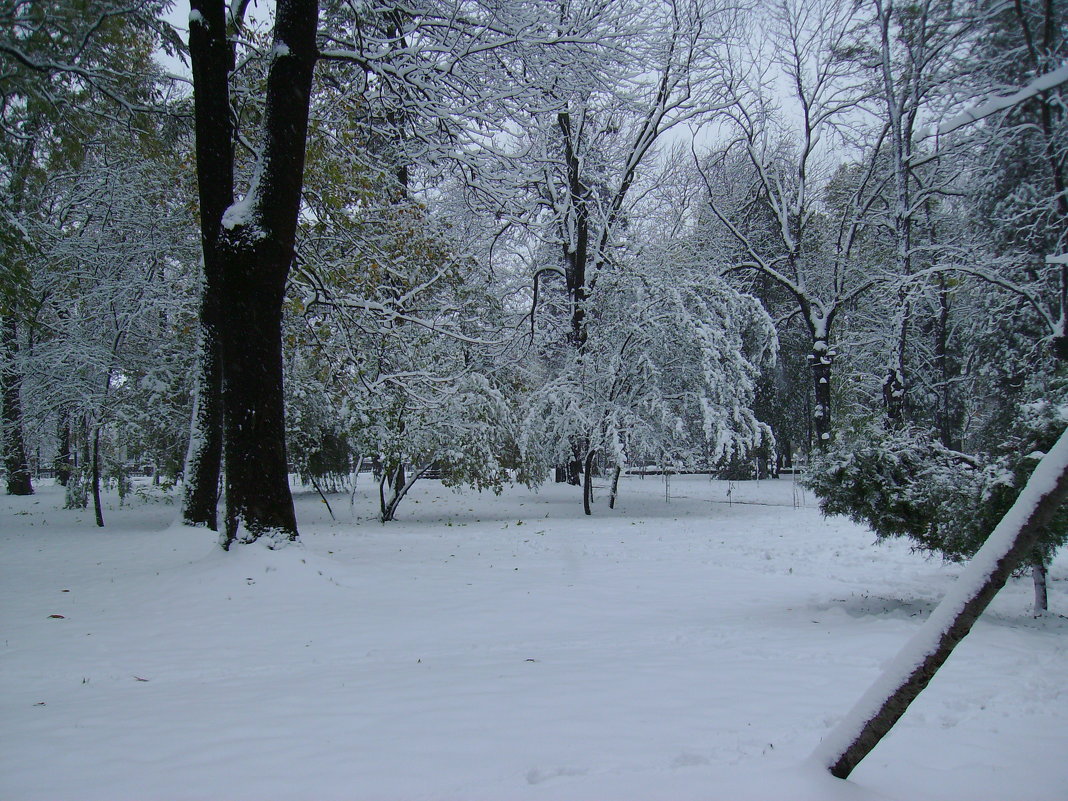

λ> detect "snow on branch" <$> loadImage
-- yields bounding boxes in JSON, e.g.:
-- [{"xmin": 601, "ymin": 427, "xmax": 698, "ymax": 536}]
[{"xmin": 929, "ymin": 63, "xmax": 1068, "ymax": 137}]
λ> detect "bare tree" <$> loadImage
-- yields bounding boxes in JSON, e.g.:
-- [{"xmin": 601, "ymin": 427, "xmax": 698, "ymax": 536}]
[{"xmin": 699, "ymin": 0, "xmax": 880, "ymax": 447}]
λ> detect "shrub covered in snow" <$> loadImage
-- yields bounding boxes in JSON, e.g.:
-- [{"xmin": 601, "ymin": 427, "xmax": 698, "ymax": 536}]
[{"xmin": 804, "ymin": 415, "xmax": 1068, "ymax": 562}]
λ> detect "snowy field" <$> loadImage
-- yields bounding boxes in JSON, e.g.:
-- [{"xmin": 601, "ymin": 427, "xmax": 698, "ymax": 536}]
[{"xmin": 2, "ymin": 474, "xmax": 1065, "ymax": 801}]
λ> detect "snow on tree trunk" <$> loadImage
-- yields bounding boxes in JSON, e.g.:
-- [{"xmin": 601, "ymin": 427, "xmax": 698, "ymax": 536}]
[
  {"xmin": 608, "ymin": 464, "xmax": 622, "ymax": 509},
  {"xmin": 1031, "ymin": 551, "xmax": 1048, "ymax": 616},
  {"xmin": 1, "ymin": 314, "xmax": 33, "ymax": 496},
  {"xmin": 812, "ymin": 426, "xmax": 1068, "ymax": 780},
  {"xmin": 808, "ymin": 340, "xmax": 834, "ymax": 448}
]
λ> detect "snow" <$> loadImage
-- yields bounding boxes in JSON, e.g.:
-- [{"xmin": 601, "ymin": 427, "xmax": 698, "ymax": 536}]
[
  {"xmin": 187, "ymin": 9, "xmax": 204, "ymax": 26},
  {"xmin": 221, "ymin": 160, "xmax": 264, "ymax": 236},
  {"xmin": 810, "ymin": 427, "xmax": 1068, "ymax": 774},
  {"xmin": 933, "ymin": 63, "xmax": 1068, "ymax": 137},
  {"xmin": 2, "ymin": 476, "xmax": 1066, "ymax": 801}
]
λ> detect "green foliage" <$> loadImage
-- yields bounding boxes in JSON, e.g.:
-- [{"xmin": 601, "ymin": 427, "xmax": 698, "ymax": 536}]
[{"xmin": 805, "ymin": 414, "xmax": 1068, "ymax": 562}]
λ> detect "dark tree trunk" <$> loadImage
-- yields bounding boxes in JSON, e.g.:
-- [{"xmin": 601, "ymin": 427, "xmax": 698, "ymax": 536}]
[
  {"xmin": 91, "ymin": 425, "xmax": 103, "ymax": 527},
  {"xmin": 2, "ymin": 314, "xmax": 33, "ymax": 496},
  {"xmin": 220, "ymin": 250, "xmax": 297, "ymax": 546},
  {"xmin": 934, "ymin": 277, "xmax": 957, "ymax": 449},
  {"xmin": 608, "ymin": 464, "xmax": 622, "ymax": 509},
  {"xmin": 882, "ymin": 367, "xmax": 904, "ymax": 423},
  {"xmin": 183, "ymin": 0, "xmax": 234, "ymax": 530},
  {"xmin": 582, "ymin": 451, "xmax": 595, "ymax": 515},
  {"xmin": 558, "ymin": 111, "xmax": 591, "ymax": 351},
  {"xmin": 808, "ymin": 340, "xmax": 834, "ymax": 448},
  {"xmin": 55, "ymin": 416, "xmax": 72, "ymax": 486},
  {"xmin": 189, "ymin": 0, "xmax": 318, "ymax": 549},
  {"xmin": 182, "ymin": 296, "xmax": 224, "ymax": 528},
  {"xmin": 816, "ymin": 429, "xmax": 1068, "ymax": 779},
  {"xmin": 567, "ymin": 457, "xmax": 582, "ymax": 486}
]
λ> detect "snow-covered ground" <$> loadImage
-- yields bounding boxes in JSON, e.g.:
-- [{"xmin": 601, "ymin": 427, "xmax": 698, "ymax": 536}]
[{"xmin": 2, "ymin": 474, "xmax": 1065, "ymax": 800}]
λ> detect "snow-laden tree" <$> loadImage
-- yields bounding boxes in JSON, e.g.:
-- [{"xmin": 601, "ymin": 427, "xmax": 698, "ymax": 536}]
[
  {"xmin": 808, "ymin": 3, "xmax": 1068, "ymax": 779},
  {"xmin": 1, "ymin": 0, "xmax": 183, "ymax": 497},
  {"xmin": 522, "ymin": 227, "xmax": 777, "ymax": 512},
  {"xmin": 24, "ymin": 147, "xmax": 198, "ymax": 525},
  {"xmin": 698, "ymin": 0, "xmax": 890, "ymax": 449},
  {"xmin": 509, "ymin": 0, "xmax": 759, "ymax": 504}
]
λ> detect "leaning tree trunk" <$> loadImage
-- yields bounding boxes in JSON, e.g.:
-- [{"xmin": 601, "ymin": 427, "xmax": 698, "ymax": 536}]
[
  {"xmin": 380, "ymin": 462, "xmax": 429, "ymax": 523},
  {"xmin": 812, "ymin": 426, "xmax": 1068, "ymax": 780},
  {"xmin": 2, "ymin": 314, "xmax": 33, "ymax": 496}
]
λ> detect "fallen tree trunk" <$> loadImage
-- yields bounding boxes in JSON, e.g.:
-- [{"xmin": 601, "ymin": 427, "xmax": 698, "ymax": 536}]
[{"xmin": 812, "ymin": 426, "xmax": 1068, "ymax": 780}]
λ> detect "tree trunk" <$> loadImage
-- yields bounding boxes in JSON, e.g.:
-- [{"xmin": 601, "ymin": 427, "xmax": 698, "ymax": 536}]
[
  {"xmin": 808, "ymin": 340, "xmax": 834, "ymax": 448},
  {"xmin": 608, "ymin": 464, "xmax": 622, "ymax": 509},
  {"xmin": 219, "ymin": 238, "xmax": 299, "ymax": 547},
  {"xmin": 882, "ymin": 367, "xmax": 904, "ymax": 423},
  {"xmin": 189, "ymin": 0, "xmax": 318, "ymax": 549},
  {"xmin": 1031, "ymin": 550, "xmax": 1048, "ymax": 616},
  {"xmin": 55, "ymin": 415, "xmax": 71, "ymax": 486},
  {"xmin": 91, "ymin": 425, "xmax": 104, "ymax": 527},
  {"xmin": 182, "ymin": 294, "xmax": 224, "ymax": 529},
  {"xmin": 934, "ymin": 276, "xmax": 957, "ymax": 449},
  {"xmin": 2, "ymin": 314, "xmax": 33, "ymax": 496},
  {"xmin": 813, "ymin": 427, "xmax": 1068, "ymax": 780},
  {"xmin": 582, "ymin": 450, "xmax": 595, "ymax": 516},
  {"xmin": 567, "ymin": 457, "xmax": 582, "ymax": 486},
  {"xmin": 380, "ymin": 462, "xmax": 428, "ymax": 523},
  {"xmin": 185, "ymin": 0, "xmax": 234, "ymax": 531}
]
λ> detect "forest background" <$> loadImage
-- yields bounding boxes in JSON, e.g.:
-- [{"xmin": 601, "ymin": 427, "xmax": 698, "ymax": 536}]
[{"xmin": 3, "ymin": 0, "xmax": 1068, "ymax": 788}]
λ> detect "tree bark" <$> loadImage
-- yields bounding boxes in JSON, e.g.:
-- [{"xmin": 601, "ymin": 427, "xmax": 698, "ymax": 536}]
[
  {"xmin": 220, "ymin": 252, "xmax": 297, "ymax": 546},
  {"xmin": 582, "ymin": 450, "xmax": 595, "ymax": 516},
  {"xmin": 183, "ymin": 0, "xmax": 234, "ymax": 530},
  {"xmin": 567, "ymin": 457, "xmax": 582, "ymax": 486},
  {"xmin": 882, "ymin": 367, "xmax": 904, "ymax": 423},
  {"xmin": 2, "ymin": 314, "xmax": 33, "ymax": 496},
  {"xmin": 91, "ymin": 424, "xmax": 104, "ymax": 527},
  {"xmin": 182, "ymin": 294, "xmax": 224, "ymax": 528},
  {"xmin": 608, "ymin": 464, "xmax": 622, "ymax": 509},
  {"xmin": 187, "ymin": 0, "xmax": 318, "ymax": 549},
  {"xmin": 55, "ymin": 415, "xmax": 72, "ymax": 486},
  {"xmin": 814, "ymin": 427, "xmax": 1068, "ymax": 780},
  {"xmin": 380, "ymin": 462, "xmax": 429, "ymax": 522},
  {"xmin": 808, "ymin": 340, "xmax": 834, "ymax": 448},
  {"xmin": 1031, "ymin": 550, "xmax": 1048, "ymax": 616}
]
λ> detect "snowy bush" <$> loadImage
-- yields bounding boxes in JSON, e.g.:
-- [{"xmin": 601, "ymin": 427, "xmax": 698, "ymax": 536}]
[{"xmin": 805, "ymin": 419, "xmax": 1067, "ymax": 562}]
